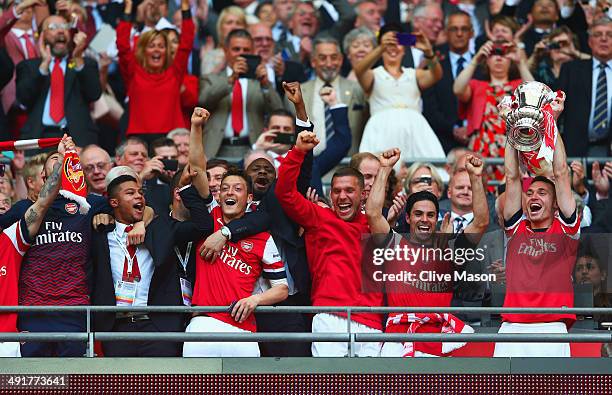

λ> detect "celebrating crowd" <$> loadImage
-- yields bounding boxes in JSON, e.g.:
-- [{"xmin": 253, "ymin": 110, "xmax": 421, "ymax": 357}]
[{"xmin": 0, "ymin": 0, "xmax": 611, "ymax": 358}]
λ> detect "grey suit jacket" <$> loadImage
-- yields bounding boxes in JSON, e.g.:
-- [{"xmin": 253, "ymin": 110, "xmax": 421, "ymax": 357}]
[
  {"xmin": 199, "ymin": 72, "xmax": 283, "ymax": 158},
  {"xmin": 286, "ymin": 77, "xmax": 367, "ymax": 155}
]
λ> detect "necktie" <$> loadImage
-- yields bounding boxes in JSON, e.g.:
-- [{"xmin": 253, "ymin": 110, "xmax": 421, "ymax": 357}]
[
  {"xmin": 50, "ymin": 58, "xmax": 65, "ymax": 123},
  {"xmin": 323, "ymin": 84, "xmax": 334, "ymax": 142},
  {"xmin": 456, "ymin": 57, "xmax": 465, "ymax": 78},
  {"xmin": 121, "ymin": 225, "xmax": 141, "ymax": 282},
  {"xmin": 23, "ymin": 33, "xmax": 37, "ymax": 59},
  {"xmin": 279, "ymin": 26, "xmax": 288, "ymax": 44},
  {"xmin": 592, "ymin": 63, "xmax": 609, "ymax": 141},
  {"xmin": 231, "ymin": 79, "xmax": 244, "ymax": 137},
  {"xmin": 454, "ymin": 217, "xmax": 465, "ymax": 234}
]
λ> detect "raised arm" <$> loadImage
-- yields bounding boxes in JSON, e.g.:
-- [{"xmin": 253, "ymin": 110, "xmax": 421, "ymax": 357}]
[
  {"xmin": 170, "ymin": 0, "xmax": 195, "ymax": 76},
  {"xmin": 503, "ymin": 143, "xmax": 522, "ymax": 221},
  {"xmin": 366, "ymin": 148, "xmax": 400, "ymax": 235},
  {"xmin": 552, "ymin": 135, "xmax": 576, "ymax": 218},
  {"xmin": 414, "ymin": 31, "xmax": 442, "ymax": 90},
  {"xmin": 116, "ymin": 0, "xmax": 136, "ymax": 80},
  {"xmin": 462, "ymin": 155, "xmax": 489, "ymax": 243},
  {"xmin": 353, "ymin": 32, "xmax": 391, "ymax": 95},
  {"xmin": 188, "ymin": 107, "xmax": 211, "ymax": 198},
  {"xmin": 25, "ymin": 135, "xmax": 72, "ymax": 238},
  {"xmin": 454, "ymin": 41, "xmax": 493, "ymax": 102}
]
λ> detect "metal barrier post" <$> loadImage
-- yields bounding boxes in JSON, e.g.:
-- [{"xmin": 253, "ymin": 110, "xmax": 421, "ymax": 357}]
[
  {"xmin": 347, "ymin": 308, "xmax": 355, "ymax": 358},
  {"xmin": 86, "ymin": 306, "xmax": 94, "ymax": 358}
]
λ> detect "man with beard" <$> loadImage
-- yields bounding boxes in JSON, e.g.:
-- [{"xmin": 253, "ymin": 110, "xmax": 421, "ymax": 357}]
[
  {"xmin": 276, "ymin": 129, "xmax": 384, "ymax": 357},
  {"xmin": 16, "ymin": 14, "xmax": 101, "ymax": 147},
  {"xmin": 182, "ymin": 107, "xmax": 288, "ymax": 357},
  {"xmin": 495, "ymin": 130, "xmax": 581, "ymax": 357},
  {"xmin": 292, "ymin": 35, "xmax": 366, "ymax": 155},
  {"xmin": 198, "ymin": 82, "xmax": 313, "ymax": 356},
  {"xmin": 366, "ymin": 148, "xmax": 489, "ymax": 357}
]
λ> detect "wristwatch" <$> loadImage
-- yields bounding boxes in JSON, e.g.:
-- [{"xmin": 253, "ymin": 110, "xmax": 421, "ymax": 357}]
[{"xmin": 220, "ymin": 226, "xmax": 231, "ymax": 240}]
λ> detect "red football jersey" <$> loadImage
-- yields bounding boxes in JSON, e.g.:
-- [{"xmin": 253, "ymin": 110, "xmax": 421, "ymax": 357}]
[
  {"xmin": 0, "ymin": 220, "xmax": 31, "ymax": 332},
  {"xmin": 503, "ymin": 210, "xmax": 581, "ymax": 326},
  {"xmin": 192, "ymin": 205, "xmax": 286, "ymax": 332}
]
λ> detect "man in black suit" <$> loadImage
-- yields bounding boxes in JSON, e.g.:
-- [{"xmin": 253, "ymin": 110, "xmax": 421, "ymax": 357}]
[
  {"xmin": 0, "ymin": 47, "xmax": 13, "ymax": 140},
  {"xmin": 89, "ymin": 165, "xmax": 214, "ymax": 357},
  {"xmin": 16, "ymin": 14, "xmax": 101, "ymax": 148},
  {"xmin": 558, "ymin": 18, "xmax": 612, "ymax": 157},
  {"xmin": 423, "ymin": 11, "xmax": 474, "ymax": 153},
  {"xmin": 443, "ymin": 0, "xmax": 488, "ymax": 39},
  {"xmin": 198, "ymin": 81, "xmax": 314, "ymax": 357}
]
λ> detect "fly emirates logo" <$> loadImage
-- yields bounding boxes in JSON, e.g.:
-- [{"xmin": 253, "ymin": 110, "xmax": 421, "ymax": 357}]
[
  {"xmin": 34, "ymin": 221, "xmax": 83, "ymax": 245},
  {"xmin": 517, "ymin": 238, "xmax": 557, "ymax": 258},
  {"xmin": 219, "ymin": 245, "xmax": 253, "ymax": 275}
]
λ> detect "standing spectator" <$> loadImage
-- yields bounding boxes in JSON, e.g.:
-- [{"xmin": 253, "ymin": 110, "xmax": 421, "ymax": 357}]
[
  {"xmin": 200, "ymin": 6, "xmax": 247, "ymax": 75},
  {"xmin": 423, "ymin": 11, "xmax": 475, "ymax": 153},
  {"xmin": 149, "ymin": 138, "xmax": 179, "ymax": 184},
  {"xmin": 0, "ymin": 47, "xmax": 13, "ymax": 138},
  {"xmin": 200, "ymin": 29, "xmax": 283, "ymax": 159},
  {"xmin": 117, "ymin": 0, "xmax": 194, "ymax": 145},
  {"xmin": 81, "ymin": 144, "xmax": 113, "ymax": 196},
  {"xmin": 167, "ymin": 128, "xmax": 190, "ymax": 168},
  {"xmin": 297, "ymin": 36, "xmax": 366, "ymax": 155},
  {"xmin": 0, "ymin": 135, "xmax": 70, "ymax": 357},
  {"xmin": 276, "ymin": 131, "xmax": 384, "ymax": 357},
  {"xmin": 354, "ymin": 0, "xmax": 382, "ymax": 33},
  {"xmin": 453, "ymin": 40, "xmax": 533, "ymax": 181},
  {"xmin": 0, "ymin": 191, "xmax": 10, "ymax": 214},
  {"xmin": 271, "ymin": 0, "xmax": 300, "ymax": 55},
  {"xmin": 529, "ymin": 26, "xmax": 590, "ymax": 88},
  {"xmin": 557, "ymin": 18, "xmax": 612, "ymax": 157},
  {"xmin": 255, "ymin": 1, "xmax": 277, "ymax": 28},
  {"xmin": 496, "ymin": 128, "xmax": 580, "ymax": 357},
  {"xmin": 0, "ymin": 0, "xmax": 41, "ymax": 138},
  {"xmin": 21, "ymin": 153, "xmax": 46, "ymax": 203},
  {"xmin": 356, "ymin": 26, "xmax": 445, "ymax": 169},
  {"xmin": 515, "ymin": 0, "xmax": 560, "ymax": 56},
  {"xmin": 443, "ymin": 0, "xmax": 489, "ymax": 38},
  {"xmin": 349, "ymin": 152, "xmax": 380, "ymax": 203},
  {"xmin": 16, "ymin": 14, "xmax": 102, "ymax": 147},
  {"xmin": 342, "ymin": 27, "xmax": 376, "ymax": 81},
  {"xmin": 406, "ymin": 1, "xmax": 444, "ymax": 66}
]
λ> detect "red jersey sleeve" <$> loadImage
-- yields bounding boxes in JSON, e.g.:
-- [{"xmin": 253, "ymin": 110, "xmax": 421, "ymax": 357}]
[
  {"xmin": 3, "ymin": 219, "xmax": 31, "ymax": 256},
  {"xmin": 557, "ymin": 210, "xmax": 581, "ymax": 239},
  {"xmin": 171, "ymin": 17, "xmax": 195, "ymax": 79},
  {"xmin": 261, "ymin": 235, "xmax": 287, "ymax": 285}
]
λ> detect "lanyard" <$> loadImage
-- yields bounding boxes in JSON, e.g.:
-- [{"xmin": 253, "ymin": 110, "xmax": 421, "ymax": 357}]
[
  {"xmin": 174, "ymin": 242, "xmax": 192, "ymax": 274},
  {"xmin": 113, "ymin": 229, "xmax": 137, "ymax": 276}
]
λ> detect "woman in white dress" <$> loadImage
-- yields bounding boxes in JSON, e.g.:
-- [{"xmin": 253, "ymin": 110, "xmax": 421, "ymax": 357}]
[{"xmin": 354, "ymin": 24, "xmax": 446, "ymax": 167}]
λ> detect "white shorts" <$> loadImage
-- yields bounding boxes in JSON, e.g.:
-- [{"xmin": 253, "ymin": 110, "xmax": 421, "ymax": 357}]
[
  {"xmin": 0, "ymin": 342, "xmax": 21, "ymax": 357},
  {"xmin": 311, "ymin": 313, "xmax": 381, "ymax": 357},
  {"xmin": 379, "ymin": 342, "xmax": 437, "ymax": 358},
  {"xmin": 183, "ymin": 316, "xmax": 260, "ymax": 357},
  {"xmin": 493, "ymin": 322, "xmax": 570, "ymax": 357}
]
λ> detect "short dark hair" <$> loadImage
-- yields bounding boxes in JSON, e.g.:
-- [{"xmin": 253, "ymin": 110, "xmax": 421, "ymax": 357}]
[
  {"xmin": 265, "ymin": 109, "xmax": 295, "ymax": 128},
  {"xmin": 149, "ymin": 138, "xmax": 177, "ymax": 157},
  {"xmin": 331, "ymin": 166, "xmax": 365, "ymax": 190},
  {"xmin": 171, "ymin": 168, "xmax": 184, "ymax": 193},
  {"xmin": 221, "ymin": 168, "xmax": 253, "ymax": 194},
  {"xmin": 406, "ymin": 191, "xmax": 439, "ymax": 217},
  {"xmin": 207, "ymin": 159, "xmax": 232, "ymax": 172},
  {"xmin": 225, "ymin": 28, "xmax": 252, "ymax": 47},
  {"xmin": 530, "ymin": 175, "xmax": 556, "ymax": 192},
  {"xmin": 349, "ymin": 152, "xmax": 379, "ymax": 170},
  {"xmin": 378, "ymin": 23, "xmax": 405, "ymax": 44},
  {"xmin": 108, "ymin": 175, "xmax": 138, "ymax": 198},
  {"xmin": 489, "ymin": 14, "xmax": 519, "ymax": 34}
]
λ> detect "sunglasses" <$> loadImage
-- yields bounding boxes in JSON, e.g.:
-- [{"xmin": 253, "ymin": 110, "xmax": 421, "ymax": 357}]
[{"xmin": 410, "ymin": 176, "xmax": 433, "ymax": 185}]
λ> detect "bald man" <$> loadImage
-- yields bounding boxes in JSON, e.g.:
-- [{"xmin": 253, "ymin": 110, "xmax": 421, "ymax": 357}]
[{"xmin": 81, "ymin": 145, "xmax": 113, "ymax": 195}]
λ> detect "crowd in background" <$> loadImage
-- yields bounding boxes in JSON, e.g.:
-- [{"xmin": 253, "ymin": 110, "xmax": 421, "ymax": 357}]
[{"xmin": 0, "ymin": 0, "xmax": 611, "ymax": 358}]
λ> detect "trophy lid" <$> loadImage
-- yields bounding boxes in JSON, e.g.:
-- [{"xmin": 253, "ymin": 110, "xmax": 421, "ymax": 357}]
[{"xmin": 514, "ymin": 81, "xmax": 554, "ymax": 109}]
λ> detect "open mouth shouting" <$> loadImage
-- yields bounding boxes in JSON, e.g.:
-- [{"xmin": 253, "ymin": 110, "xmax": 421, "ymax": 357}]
[
  {"xmin": 254, "ymin": 176, "xmax": 270, "ymax": 190},
  {"xmin": 337, "ymin": 202, "xmax": 352, "ymax": 216},
  {"xmin": 528, "ymin": 201, "xmax": 542, "ymax": 216},
  {"xmin": 415, "ymin": 222, "xmax": 432, "ymax": 233},
  {"xmin": 224, "ymin": 198, "xmax": 237, "ymax": 206}
]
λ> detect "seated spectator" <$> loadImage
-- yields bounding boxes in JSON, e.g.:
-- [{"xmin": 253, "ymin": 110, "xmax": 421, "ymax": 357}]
[
  {"xmin": 342, "ymin": 27, "xmax": 376, "ymax": 82},
  {"xmin": 200, "ymin": 29, "xmax": 283, "ymax": 159},
  {"xmin": 200, "ymin": 6, "xmax": 247, "ymax": 75},
  {"xmin": 117, "ymin": 0, "xmax": 194, "ymax": 145},
  {"xmin": 528, "ymin": 26, "xmax": 590, "ymax": 87},
  {"xmin": 81, "ymin": 144, "xmax": 113, "ymax": 196},
  {"xmin": 16, "ymin": 14, "xmax": 102, "ymax": 147},
  {"xmin": 167, "ymin": 128, "xmax": 190, "ymax": 168},
  {"xmin": 453, "ymin": 39, "xmax": 533, "ymax": 181},
  {"xmin": 356, "ymin": 25, "xmax": 445, "ymax": 169}
]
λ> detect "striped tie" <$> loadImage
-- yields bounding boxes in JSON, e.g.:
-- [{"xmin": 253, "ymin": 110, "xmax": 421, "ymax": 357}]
[
  {"xmin": 592, "ymin": 63, "xmax": 609, "ymax": 141},
  {"xmin": 324, "ymin": 102, "xmax": 334, "ymax": 142}
]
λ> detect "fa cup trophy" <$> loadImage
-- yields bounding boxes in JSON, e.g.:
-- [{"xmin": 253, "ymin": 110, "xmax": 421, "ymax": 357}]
[{"xmin": 498, "ymin": 81, "xmax": 565, "ymax": 176}]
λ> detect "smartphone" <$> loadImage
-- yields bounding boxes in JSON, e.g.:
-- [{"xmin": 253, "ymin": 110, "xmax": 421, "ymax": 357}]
[
  {"xmin": 273, "ymin": 133, "xmax": 297, "ymax": 145},
  {"xmin": 241, "ymin": 54, "xmax": 261, "ymax": 79},
  {"xmin": 396, "ymin": 33, "xmax": 417, "ymax": 47},
  {"xmin": 161, "ymin": 158, "xmax": 179, "ymax": 172}
]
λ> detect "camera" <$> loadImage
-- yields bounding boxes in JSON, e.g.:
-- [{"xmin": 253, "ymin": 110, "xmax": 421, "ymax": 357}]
[
  {"xmin": 491, "ymin": 45, "xmax": 507, "ymax": 56},
  {"xmin": 547, "ymin": 42, "xmax": 561, "ymax": 50}
]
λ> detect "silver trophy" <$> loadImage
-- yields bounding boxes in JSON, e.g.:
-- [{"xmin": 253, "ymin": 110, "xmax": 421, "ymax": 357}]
[{"xmin": 499, "ymin": 81, "xmax": 557, "ymax": 152}]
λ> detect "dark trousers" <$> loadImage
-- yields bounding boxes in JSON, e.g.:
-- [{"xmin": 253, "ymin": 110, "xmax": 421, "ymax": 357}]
[
  {"xmin": 19, "ymin": 312, "xmax": 87, "ymax": 357},
  {"xmin": 102, "ymin": 319, "xmax": 181, "ymax": 357},
  {"xmin": 255, "ymin": 293, "xmax": 312, "ymax": 357}
]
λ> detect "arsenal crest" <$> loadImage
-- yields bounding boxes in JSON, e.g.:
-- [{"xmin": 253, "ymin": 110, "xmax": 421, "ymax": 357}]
[
  {"xmin": 63, "ymin": 154, "xmax": 86, "ymax": 192},
  {"xmin": 241, "ymin": 241, "xmax": 253, "ymax": 252},
  {"xmin": 65, "ymin": 202, "xmax": 79, "ymax": 214}
]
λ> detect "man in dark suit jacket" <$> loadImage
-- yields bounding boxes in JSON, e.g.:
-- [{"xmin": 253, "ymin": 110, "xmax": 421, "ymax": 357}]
[
  {"xmin": 16, "ymin": 14, "xmax": 101, "ymax": 148},
  {"xmin": 0, "ymin": 47, "xmax": 14, "ymax": 139},
  {"xmin": 89, "ymin": 166, "xmax": 214, "ymax": 357},
  {"xmin": 423, "ymin": 11, "xmax": 474, "ymax": 153},
  {"xmin": 557, "ymin": 19, "xmax": 612, "ymax": 157}
]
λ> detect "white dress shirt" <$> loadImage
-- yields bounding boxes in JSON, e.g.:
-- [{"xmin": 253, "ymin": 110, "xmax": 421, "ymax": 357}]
[
  {"xmin": 224, "ymin": 67, "xmax": 250, "ymax": 138},
  {"xmin": 450, "ymin": 211, "xmax": 474, "ymax": 233},
  {"xmin": 108, "ymin": 222, "xmax": 155, "ymax": 306},
  {"xmin": 589, "ymin": 58, "xmax": 612, "ymax": 141},
  {"xmin": 448, "ymin": 51, "xmax": 473, "ymax": 80},
  {"xmin": 10, "ymin": 28, "xmax": 35, "ymax": 59}
]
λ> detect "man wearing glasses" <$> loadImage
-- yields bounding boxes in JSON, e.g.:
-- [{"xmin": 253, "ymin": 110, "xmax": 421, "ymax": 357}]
[
  {"xmin": 81, "ymin": 145, "xmax": 113, "ymax": 196},
  {"xmin": 16, "ymin": 14, "xmax": 101, "ymax": 148}
]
